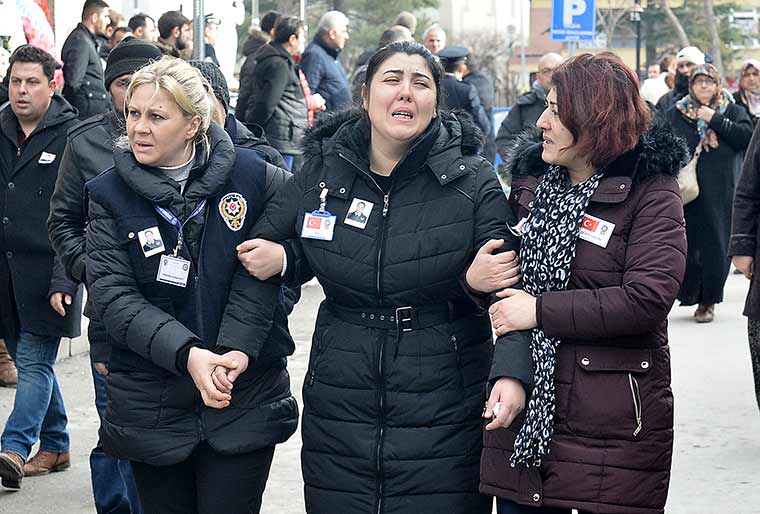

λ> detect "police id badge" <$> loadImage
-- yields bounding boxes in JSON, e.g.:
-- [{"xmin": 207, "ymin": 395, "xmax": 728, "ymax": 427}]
[
  {"xmin": 156, "ymin": 255, "xmax": 191, "ymax": 287},
  {"xmin": 301, "ymin": 210, "xmax": 336, "ymax": 241}
]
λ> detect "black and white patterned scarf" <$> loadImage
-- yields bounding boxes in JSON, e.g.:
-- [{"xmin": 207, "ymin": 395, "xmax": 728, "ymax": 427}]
[{"xmin": 510, "ymin": 164, "xmax": 604, "ymax": 467}]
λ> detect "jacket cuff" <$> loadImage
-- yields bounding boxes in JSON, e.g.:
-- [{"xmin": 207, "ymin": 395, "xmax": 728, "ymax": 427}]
[
  {"xmin": 48, "ymin": 274, "xmax": 79, "ymax": 298},
  {"xmin": 728, "ymin": 235, "xmax": 756, "ymax": 257},
  {"xmin": 535, "ymin": 294, "xmax": 544, "ymax": 329},
  {"xmin": 89, "ymin": 339, "xmax": 111, "ymax": 363},
  {"xmin": 489, "ymin": 331, "xmax": 534, "ymax": 392},
  {"xmin": 459, "ymin": 273, "xmax": 490, "ymax": 311},
  {"xmin": 175, "ymin": 342, "xmax": 201, "ymax": 374}
]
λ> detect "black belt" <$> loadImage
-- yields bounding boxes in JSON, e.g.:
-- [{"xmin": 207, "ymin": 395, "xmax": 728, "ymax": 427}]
[{"xmin": 326, "ymin": 300, "xmax": 476, "ymax": 332}]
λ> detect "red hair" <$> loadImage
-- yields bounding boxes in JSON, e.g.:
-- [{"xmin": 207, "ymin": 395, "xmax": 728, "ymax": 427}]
[{"xmin": 551, "ymin": 52, "xmax": 651, "ymax": 169}]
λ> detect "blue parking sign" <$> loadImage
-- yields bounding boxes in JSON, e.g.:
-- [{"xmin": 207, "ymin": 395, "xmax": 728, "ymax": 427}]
[{"xmin": 551, "ymin": 0, "xmax": 596, "ymax": 41}]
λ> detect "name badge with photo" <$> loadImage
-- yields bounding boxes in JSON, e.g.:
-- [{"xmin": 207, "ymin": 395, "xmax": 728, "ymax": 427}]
[
  {"xmin": 301, "ymin": 211, "xmax": 336, "ymax": 241},
  {"xmin": 156, "ymin": 255, "xmax": 191, "ymax": 288},
  {"xmin": 578, "ymin": 214, "xmax": 615, "ymax": 248},
  {"xmin": 38, "ymin": 151, "xmax": 56, "ymax": 164},
  {"xmin": 138, "ymin": 226, "xmax": 165, "ymax": 257},
  {"xmin": 344, "ymin": 198, "xmax": 374, "ymax": 230}
]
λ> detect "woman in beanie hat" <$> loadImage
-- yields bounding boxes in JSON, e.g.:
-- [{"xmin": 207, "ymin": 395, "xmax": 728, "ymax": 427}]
[{"xmin": 665, "ymin": 63, "xmax": 753, "ymax": 322}]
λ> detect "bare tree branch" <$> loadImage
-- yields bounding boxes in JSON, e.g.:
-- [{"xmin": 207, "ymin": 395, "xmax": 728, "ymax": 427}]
[
  {"xmin": 703, "ymin": 0, "xmax": 723, "ymax": 73},
  {"xmin": 660, "ymin": 0, "xmax": 691, "ymax": 48}
]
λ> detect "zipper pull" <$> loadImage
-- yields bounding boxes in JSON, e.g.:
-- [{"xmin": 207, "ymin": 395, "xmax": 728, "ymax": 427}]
[
  {"xmin": 382, "ymin": 193, "xmax": 389, "ymax": 217},
  {"xmin": 633, "ymin": 421, "xmax": 642, "ymax": 437},
  {"xmin": 16, "ymin": 147, "xmax": 21, "ymax": 158}
]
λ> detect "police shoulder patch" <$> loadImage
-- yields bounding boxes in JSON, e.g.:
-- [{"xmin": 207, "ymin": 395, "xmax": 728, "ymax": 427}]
[{"xmin": 218, "ymin": 192, "xmax": 248, "ymax": 232}]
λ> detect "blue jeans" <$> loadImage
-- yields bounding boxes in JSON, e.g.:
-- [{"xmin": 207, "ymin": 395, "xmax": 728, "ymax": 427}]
[
  {"xmin": 1, "ymin": 331, "xmax": 69, "ymax": 461},
  {"xmin": 496, "ymin": 499, "xmax": 573, "ymax": 514},
  {"xmin": 90, "ymin": 356, "xmax": 143, "ymax": 514}
]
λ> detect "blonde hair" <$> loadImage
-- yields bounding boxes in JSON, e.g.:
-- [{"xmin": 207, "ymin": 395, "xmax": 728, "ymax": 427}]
[{"xmin": 120, "ymin": 56, "xmax": 216, "ymax": 153}]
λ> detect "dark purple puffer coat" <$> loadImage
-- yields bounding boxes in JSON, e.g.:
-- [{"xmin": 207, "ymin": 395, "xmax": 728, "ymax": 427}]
[{"xmin": 480, "ymin": 122, "xmax": 689, "ymax": 514}]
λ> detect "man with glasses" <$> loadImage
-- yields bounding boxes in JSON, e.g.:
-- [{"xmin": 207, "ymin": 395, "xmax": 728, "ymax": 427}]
[{"xmin": 495, "ymin": 52, "xmax": 563, "ymax": 161}]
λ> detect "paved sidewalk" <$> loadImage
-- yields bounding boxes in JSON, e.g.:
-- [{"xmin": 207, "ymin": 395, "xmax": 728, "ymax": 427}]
[{"xmin": 1, "ymin": 276, "xmax": 759, "ymax": 513}]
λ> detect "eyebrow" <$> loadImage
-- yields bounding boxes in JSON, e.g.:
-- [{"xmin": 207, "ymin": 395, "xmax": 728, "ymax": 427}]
[{"xmin": 382, "ymin": 69, "xmax": 432, "ymax": 80}]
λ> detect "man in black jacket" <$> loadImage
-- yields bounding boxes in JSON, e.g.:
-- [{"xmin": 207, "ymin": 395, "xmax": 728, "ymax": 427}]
[
  {"xmin": 495, "ymin": 51, "xmax": 562, "ymax": 161},
  {"xmin": 0, "ymin": 45, "xmax": 82, "ymax": 491},
  {"xmin": 247, "ymin": 16, "xmax": 309, "ymax": 171},
  {"xmin": 61, "ymin": 0, "xmax": 112, "ymax": 120},
  {"xmin": 300, "ymin": 10, "xmax": 351, "ymax": 113},
  {"xmin": 48, "ymin": 37, "xmax": 162, "ymax": 512},
  {"xmin": 236, "ymin": 10, "xmax": 281, "ymax": 124}
]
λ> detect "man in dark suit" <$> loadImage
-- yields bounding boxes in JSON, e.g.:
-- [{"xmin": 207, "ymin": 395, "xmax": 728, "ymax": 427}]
[
  {"xmin": 463, "ymin": 54, "xmax": 496, "ymax": 162},
  {"xmin": 438, "ymin": 46, "xmax": 491, "ymax": 143}
]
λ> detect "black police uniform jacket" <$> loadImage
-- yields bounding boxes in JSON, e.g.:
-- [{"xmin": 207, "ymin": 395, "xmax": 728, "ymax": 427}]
[
  {"xmin": 220, "ymin": 110, "xmax": 530, "ymax": 514},
  {"xmin": 0, "ymin": 95, "xmax": 82, "ymax": 339},
  {"xmin": 442, "ymin": 74, "xmax": 491, "ymax": 139},
  {"xmin": 85, "ymin": 124, "xmax": 298, "ymax": 466}
]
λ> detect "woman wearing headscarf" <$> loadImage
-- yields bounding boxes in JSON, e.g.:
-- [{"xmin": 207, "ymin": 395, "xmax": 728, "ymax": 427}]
[
  {"xmin": 479, "ymin": 52, "xmax": 688, "ymax": 514},
  {"xmin": 665, "ymin": 64, "xmax": 753, "ymax": 323},
  {"xmin": 85, "ymin": 57, "xmax": 297, "ymax": 513},
  {"xmin": 734, "ymin": 59, "xmax": 760, "ymax": 127}
]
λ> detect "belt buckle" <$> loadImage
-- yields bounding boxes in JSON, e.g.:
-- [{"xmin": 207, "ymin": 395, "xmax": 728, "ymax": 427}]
[{"xmin": 395, "ymin": 306, "xmax": 413, "ymax": 332}]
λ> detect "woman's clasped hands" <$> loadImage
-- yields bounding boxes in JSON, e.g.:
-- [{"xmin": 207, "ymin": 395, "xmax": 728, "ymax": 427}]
[{"xmin": 187, "ymin": 347, "xmax": 250, "ymax": 409}]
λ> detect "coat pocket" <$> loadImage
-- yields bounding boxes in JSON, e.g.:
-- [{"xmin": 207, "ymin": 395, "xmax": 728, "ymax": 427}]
[
  {"xmin": 105, "ymin": 370, "xmax": 167, "ymax": 429},
  {"xmin": 565, "ymin": 346, "xmax": 653, "ymax": 440}
]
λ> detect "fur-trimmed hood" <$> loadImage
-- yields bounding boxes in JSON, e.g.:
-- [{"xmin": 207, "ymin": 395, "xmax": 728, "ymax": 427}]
[
  {"xmin": 504, "ymin": 117, "xmax": 689, "ymax": 183},
  {"xmin": 302, "ymin": 108, "xmax": 484, "ymax": 164}
]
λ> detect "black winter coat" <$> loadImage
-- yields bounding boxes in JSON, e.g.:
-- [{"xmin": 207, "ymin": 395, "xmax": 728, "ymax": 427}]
[
  {"xmin": 442, "ymin": 75, "xmax": 490, "ymax": 139},
  {"xmin": 221, "ymin": 110, "xmax": 529, "ymax": 514},
  {"xmin": 0, "ymin": 95, "xmax": 82, "ymax": 339},
  {"xmin": 236, "ymin": 33, "xmax": 269, "ymax": 123},
  {"xmin": 495, "ymin": 84, "xmax": 546, "ymax": 161},
  {"xmin": 730, "ymin": 122, "xmax": 760, "ymax": 319},
  {"xmin": 463, "ymin": 70, "xmax": 496, "ymax": 162},
  {"xmin": 225, "ymin": 113, "xmax": 288, "ymax": 169},
  {"xmin": 247, "ymin": 43, "xmax": 308, "ymax": 156},
  {"xmin": 85, "ymin": 125, "xmax": 298, "ymax": 466},
  {"xmin": 61, "ymin": 23, "xmax": 110, "ymax": 120},
  {"xmin": 665, "ymin": 103, "xmax": 753, "ymax": 305}
]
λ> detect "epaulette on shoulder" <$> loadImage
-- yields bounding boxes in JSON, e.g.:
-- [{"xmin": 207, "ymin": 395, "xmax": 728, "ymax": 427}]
[{"xmin": 66, "ymin": 113, "xmax": 108, "ymax": 140}]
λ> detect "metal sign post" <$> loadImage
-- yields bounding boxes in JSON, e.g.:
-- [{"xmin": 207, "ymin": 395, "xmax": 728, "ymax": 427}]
[{"xmin": 193, "ymin": 0, "xmax": 205, "ymax": 61}]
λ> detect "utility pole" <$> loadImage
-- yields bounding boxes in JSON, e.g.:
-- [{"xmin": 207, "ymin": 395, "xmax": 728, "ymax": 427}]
[{"xmin": 192, "ymin": 0, "xmax": 205, "ymax": 60}]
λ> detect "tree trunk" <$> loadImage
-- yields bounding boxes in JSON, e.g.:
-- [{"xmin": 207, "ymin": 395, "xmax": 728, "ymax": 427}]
[
  {"xmin": 660, "ymin": 0, "xmax": 690, "ymax": 48},
  {"xmin": 703, "ymin": 0, "xmax": 723, "ymax": 73}
]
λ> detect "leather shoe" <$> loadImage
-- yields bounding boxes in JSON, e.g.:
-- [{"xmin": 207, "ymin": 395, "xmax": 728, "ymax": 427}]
[
  {"xmin": 0, "ymin": 451, "xmax": 24, "ymax": 490},
  {"xmin": 694, "ymin": 304, "xmax": 715, "ymax": 323},
  {"xmin": 23, "ymin": 450, "xmax": 70, "ymax": 477}
]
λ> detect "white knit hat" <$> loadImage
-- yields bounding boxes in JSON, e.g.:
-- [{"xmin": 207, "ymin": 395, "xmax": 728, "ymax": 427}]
[{"xmin": 676, "ymin": 46, "xmax": 705, "ymax": 66}]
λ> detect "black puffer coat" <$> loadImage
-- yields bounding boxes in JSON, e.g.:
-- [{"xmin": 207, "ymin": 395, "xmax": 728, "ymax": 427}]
[
  {"xmin": 221, "ymin": 110, "xmax": 529, "ymax": 514},
  {"xmin": 86, "ymin": 125, "xmax": 298, "ymax": 466}
]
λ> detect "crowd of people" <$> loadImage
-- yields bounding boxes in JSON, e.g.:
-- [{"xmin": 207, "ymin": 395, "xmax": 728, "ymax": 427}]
[{"xmin": 0, "ymin": 1, "xmax": 759, "ymax": 514}]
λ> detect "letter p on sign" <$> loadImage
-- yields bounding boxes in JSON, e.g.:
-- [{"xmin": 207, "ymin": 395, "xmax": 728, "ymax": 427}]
[{"xmin": 563, "ymin": 0, "xmax": 587, "ymax": 28}]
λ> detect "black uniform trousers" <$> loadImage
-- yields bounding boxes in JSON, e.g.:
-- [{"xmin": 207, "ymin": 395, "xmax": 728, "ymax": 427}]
[{"xmin": 130, "ymin": 442, "xmax": 275, "ymax": 514}]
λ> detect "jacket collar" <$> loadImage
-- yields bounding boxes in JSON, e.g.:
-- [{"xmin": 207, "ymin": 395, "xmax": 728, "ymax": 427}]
[
  {"xmin": 259, "ymin": 42, "xmax": 296, "ymax": 64},
  {"xmin": 77, "ymin": 22, "xmax": 98, "ymax": 46},
  {"xmin": 0, "ymin": 95, "xmax": 78, "ymax": 175},
  {"xmin": 312, "ymin": 35, "xmax": 341, "ymax": 59},
  {"xmin": 113, "ymin": 123, "xmax": 236, "ymax": 216},
  {"xmin": 303, "ymin": 109, "xmax": 485, "ymax": 191},
  {"xmin": 506, "ymin": 119, "xmax": 689, "ymax": 203}
]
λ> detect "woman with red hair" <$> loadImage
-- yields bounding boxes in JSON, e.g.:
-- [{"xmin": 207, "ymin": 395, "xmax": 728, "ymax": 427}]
[{"xmin": 478, "ymin": 53, "xmax": 688, "ymax": 513}]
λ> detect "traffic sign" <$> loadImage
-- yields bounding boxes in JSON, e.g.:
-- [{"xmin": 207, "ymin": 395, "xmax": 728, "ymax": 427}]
[{"xmin": 551, "ymin": 0, "xmax": 596, "ymax": 41}]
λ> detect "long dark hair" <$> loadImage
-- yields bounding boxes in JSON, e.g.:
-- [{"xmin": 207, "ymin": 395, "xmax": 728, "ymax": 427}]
[{"xmin": 362, "ymin": 41, "xmax": 444, "ymax": 114}]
